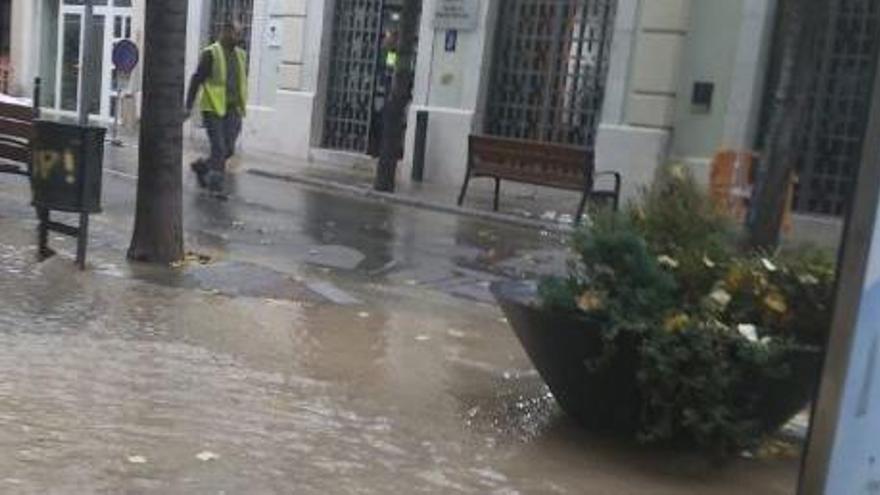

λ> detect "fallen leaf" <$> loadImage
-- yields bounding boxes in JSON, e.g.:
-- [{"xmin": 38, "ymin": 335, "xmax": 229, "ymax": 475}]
[
  {"xmin": 577, "ymin": 290, "xmax": 606, "ymax": 312},
  {"xmin": 737, "ymin": 324, "xmax": 759, "ymax": 343},
  {"xmin": 657, "ymin": 255, "xmax": 680, "ymax": 269},
  {"xmin": 196, "ymin": 451, "xmax": 220, "ymax": 462},
  {"xmin": 764, "ymin": 292, "xmax": 788, "ymax": 314},
  {"xmin": 760, "ymin": 258, "xmax": 778, "ymax": 272}
]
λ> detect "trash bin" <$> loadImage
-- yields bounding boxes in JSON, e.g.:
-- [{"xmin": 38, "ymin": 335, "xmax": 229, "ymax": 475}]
[{"xmin": 30, "ymin": 119, "xmax": 106, "ymax": 213}]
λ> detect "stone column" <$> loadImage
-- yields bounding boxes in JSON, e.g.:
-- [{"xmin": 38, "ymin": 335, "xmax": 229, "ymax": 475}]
[
  {"xmin": 721, "ymin": 0, "xmax": 778, "ymax": 151},
  {"xmin": 596, "ymin": 0, "xmax": 692, "ymax": 200},
  {"xmin": 400, "ymin": 0, "xmax": 497, "ymax": 187},
  {"xmin": 9, "ymin": 0, "xmax": 39, "ymax": 96},
  {"xmin": 241, "ymin": 0, "xmax": 322, "ymax": 160}
]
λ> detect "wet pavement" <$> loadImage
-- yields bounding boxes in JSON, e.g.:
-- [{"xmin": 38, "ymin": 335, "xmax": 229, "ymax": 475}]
[{"xmin": 0, "ymin": 147, "xmax": 802, "ymax": 494}]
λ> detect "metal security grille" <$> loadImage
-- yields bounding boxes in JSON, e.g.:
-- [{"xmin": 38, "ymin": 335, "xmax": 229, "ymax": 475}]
[
  {"xmin": 485, "ymin": 0, "xmax": 617, "ymax": 147},
  {"xmin": 209, "ymin": 0, "xmax": 254, "ymax": 53},
  {"xmin": 322, "ymin": 0, "xmax": 385, "ymax": 152},
  {"xmin": 790, "ymin": 0, "xmax": 880, "ymax": 215}
]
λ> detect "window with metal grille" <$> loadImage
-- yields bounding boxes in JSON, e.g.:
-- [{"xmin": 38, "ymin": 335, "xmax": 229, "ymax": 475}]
[
  {"xmin": 760, "ymin": 0, "xmax": 880, "ymax": 216},
  {"xmin": 208, "ymin": 0, "xmax": 254, "ymax": 54},
  {"xmin": 322, "ymin": 0, "xmax": 385, "ymax": 153},
  {"xmin": 484, "ymin": 0, "xmax": 617, "ymax": 147}
]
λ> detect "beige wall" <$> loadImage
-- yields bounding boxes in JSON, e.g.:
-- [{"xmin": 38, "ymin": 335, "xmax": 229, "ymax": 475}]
[
  {"xmin": 625, "ymin": 0, "xmax": 692, "ymax": 129},
  {"xmin": 274, "ymin": 0, "xmax": 307, "ymax": 91},
  {"xmin": 670, "ymin": 0, "xmax": 742, "ymax": 162}
]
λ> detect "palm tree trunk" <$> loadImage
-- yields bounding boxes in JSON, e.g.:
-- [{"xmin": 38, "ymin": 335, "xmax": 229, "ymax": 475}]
[
  {"xmin": 128, "ymin": 0, "xmax": 187, "ymax": 263},
  {"xmin": 374, "ymin": 0, "xmax": 422, "ymax": 192},
  {"xmin": 748, "ymin": 0, "xmax": 831, "ymax": 249}
]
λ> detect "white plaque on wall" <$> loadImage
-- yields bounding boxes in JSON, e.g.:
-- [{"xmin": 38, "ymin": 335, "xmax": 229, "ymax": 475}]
[{"xmin": 434, "ymin": 0, "xmax": 480, "ymax": 31}]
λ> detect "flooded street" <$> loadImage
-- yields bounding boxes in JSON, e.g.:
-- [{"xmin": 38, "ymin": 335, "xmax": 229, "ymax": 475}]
[{"xmin": 0, "ymin": 158, "xmax": 800, "ymax": 494}]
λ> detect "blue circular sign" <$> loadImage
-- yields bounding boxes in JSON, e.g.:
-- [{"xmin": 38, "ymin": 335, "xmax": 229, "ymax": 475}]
[{"xmin": 112, "ymin": 40, "xmax": 140, "ymax": 74}]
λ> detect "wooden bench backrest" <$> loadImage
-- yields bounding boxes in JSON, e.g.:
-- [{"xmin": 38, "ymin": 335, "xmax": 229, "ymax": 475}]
[
  {"xmin": 468, "ymin": 135, "xmax": 593, "ymax": 191},
  {"xmin": 0, "ymin": 101, "xmax": 36, "ymax": 167}
]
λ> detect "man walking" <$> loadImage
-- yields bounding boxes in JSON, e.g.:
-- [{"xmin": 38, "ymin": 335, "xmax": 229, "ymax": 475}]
[{"xmin": 185, "ymin": 23, "xmax": 248, "ymax": 193}]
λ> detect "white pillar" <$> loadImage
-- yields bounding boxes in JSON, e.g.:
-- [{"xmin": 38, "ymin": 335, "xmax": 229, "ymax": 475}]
[
  {"xmin": 9, "ymin": 0, "xmax": 39, "ymax": 96},
  {"xmin": 239, "ymin": 0, "xmax": 327, "ymax": 160},
  {"xmin": 595, "ymin": 0, "xmax": 692, "ymax": 201},
  {"xmin": 721, "ymin": 0, "xmax": 778, "ymax": 150},
  {"xmin": 600, "ymin": 0, "xmax": 639, "ymax": 125},
  {"xmin": 401, "ymin": 0, "xmax": 496, "ymax": 187}
]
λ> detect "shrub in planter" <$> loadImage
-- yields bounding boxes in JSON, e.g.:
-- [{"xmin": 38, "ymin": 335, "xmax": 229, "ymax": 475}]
[{"xmin": 530, "ymin": 167, "xmax": 834, "ymax": 456}]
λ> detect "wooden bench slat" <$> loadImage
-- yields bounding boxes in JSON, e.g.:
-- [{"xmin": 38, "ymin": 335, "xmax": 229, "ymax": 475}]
[
  {"xmin": 0, "ymin": 141, "xmax": 30, "ymax": 165},
  {"xmin": 0, "ymin": 118, "xmax": 33, "ymax": 140},
  {"xmin": 468, "ymin": 136, "xmax": 591, "ymax": 187},
  {"xmin": 472, "ymin": 146, "xmax": 587, "ymax": 162},
  {"xmin": 0, "ymin": 101, "xmax": 36, "ymax": 122}
]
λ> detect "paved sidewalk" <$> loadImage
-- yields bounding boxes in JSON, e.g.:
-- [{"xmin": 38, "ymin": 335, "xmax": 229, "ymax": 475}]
[
  {"xmin": 0, "ymin": 146, "xmax": 806, "ymax": 494},
  {"xmin": 240, "ymin": 147, "xmax": 594, "ymax": 229}
]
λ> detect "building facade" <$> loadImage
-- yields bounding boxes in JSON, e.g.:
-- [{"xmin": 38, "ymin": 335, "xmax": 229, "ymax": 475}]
[{"xmin": 6, "ymin": 0, "xmax": 877, "ymax": 238}]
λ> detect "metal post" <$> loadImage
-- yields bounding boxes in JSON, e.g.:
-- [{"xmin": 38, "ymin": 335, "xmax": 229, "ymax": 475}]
[
  {"xmin": 76, "ymin": 213, "xmax": 89, "ymax": 269},
  {"xmin": 798, "ymin": 42, "xmax": 880, "ymax": 495},
  {"xmin": 32, "ymin": 77, "xmax": 41, "ymax": 118},
  {"xmin": 411, "ymin": 110, "xmax": 428, "ymax": 182},
  {"xmin": 111, "ymin": 88, "xmax": 121, "ymax": 145},
  {"xmin": 76, "ymin": 0, "xmax": 96, "ymax": 269},
  {"xmin": 78, "ymin": 0, "xmax": 97, "ymax": 126}
]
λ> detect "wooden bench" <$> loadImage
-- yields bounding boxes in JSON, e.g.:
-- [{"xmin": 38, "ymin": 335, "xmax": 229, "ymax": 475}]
[
  {"xmin": 0, "ymin": 85, "xmax": 40, "ymax": 177},
  {"xmin": 457, "ymin": 135, "xmax": 621, "ymax": 223}
]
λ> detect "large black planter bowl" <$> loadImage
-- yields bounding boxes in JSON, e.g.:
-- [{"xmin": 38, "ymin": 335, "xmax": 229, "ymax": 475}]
[{"xmin": 491, "ymin": 280, "xmax": 824, "ymax": 440}]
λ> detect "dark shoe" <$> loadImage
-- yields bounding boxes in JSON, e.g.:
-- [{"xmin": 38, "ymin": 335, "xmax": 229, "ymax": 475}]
[
  {"xmin": 206, "ymin": 170, "xmax": 225, "ymax": 194},
  {"xmin": 191, "ymin": 159, "xmax": 209, "ymax": 188}
]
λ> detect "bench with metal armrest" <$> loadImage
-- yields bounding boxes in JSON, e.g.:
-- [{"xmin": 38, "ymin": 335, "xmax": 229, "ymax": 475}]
[{"xmin": 457, "ymin": 135, "xmax": 621, "ymax": 224}]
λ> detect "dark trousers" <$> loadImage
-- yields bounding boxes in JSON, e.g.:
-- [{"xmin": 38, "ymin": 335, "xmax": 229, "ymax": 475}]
[{"xmin": 203, "ymin": 110, "xmax": 242, "ymax": 174}]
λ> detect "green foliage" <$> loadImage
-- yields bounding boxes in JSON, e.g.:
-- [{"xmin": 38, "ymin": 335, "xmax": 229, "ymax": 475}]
[
  {"xmin": 540, "ymin": 165, "xmax": 835, "ymax": 455},
  {"xmin": 637, "ymin": 320, "xmax": 799, "ymax": 456},
  {"xmin": 631, "ymin": 165, "xmax": 736, "ymax": 261}
]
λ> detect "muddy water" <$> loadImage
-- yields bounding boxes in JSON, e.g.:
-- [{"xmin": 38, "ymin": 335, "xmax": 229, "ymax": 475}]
[{"xmin": 0, "ymin": 223, "xmax": 800, "ymax": 494}]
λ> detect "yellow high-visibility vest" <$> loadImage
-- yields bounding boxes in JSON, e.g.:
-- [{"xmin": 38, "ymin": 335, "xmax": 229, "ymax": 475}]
[
  {"xmin": 199, "ymin": 42, "xmax": 249, "ymax": 117},
  {"xmin": 385, "ymin": 51, "xmax": 398, "ymax": 69}
]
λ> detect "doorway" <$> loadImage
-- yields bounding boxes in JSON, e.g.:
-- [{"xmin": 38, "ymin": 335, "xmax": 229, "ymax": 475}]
[
  {"xmin": 322, "ymin": 0, "xmax": 417, "ymax": 155},
  {"xmin": 484, "ymin": 0, "xmax": 617, "ymax": 147},
  {"xmin": 50, "ymin": 0, "xmax": 134, "ymax": 119}
]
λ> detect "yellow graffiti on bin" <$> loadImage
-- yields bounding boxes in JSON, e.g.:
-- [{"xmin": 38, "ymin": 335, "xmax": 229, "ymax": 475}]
[
  {"xmin": 64, "ymin": 150, "xmax": 75, "ymax": 184},
  {"xmin": 33, "ymin": 148, "xmax": 77, "ymax": 184}
]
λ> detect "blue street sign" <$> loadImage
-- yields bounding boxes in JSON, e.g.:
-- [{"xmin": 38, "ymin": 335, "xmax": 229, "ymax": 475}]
[
  {"xmin": 112, "ymin": 40, "xmax": 139, "ymax": 74},
  {"xmin": 445, "ymin": 30, "xmax": 458, "ymax": 53}
]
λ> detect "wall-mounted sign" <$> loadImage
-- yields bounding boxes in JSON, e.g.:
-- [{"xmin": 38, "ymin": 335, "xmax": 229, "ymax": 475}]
[
  {"xmin": 445, "ymin": 30, "xmax": 458, "ymax": 52},
  {"xmin": 434, "ymin": 0, "xmax": 480, "ymax": 31}
]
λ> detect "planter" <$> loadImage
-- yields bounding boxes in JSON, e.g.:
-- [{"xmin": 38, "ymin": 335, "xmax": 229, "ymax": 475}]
[{"xmin": 491, "ymin": 280, "xmax": 823, "ymax": 439}]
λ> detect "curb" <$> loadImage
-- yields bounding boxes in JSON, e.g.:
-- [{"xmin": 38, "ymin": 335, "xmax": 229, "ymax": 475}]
[{"xmin": 247, "ymin": 168, "xmax": 576, "ymax": 233}]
